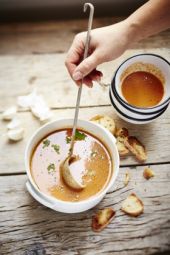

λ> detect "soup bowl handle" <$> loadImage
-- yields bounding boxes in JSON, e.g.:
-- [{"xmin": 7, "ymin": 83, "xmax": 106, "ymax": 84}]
[{"xmin": 26, "ymin": 181, "xmax": 54, "ymax": 210}]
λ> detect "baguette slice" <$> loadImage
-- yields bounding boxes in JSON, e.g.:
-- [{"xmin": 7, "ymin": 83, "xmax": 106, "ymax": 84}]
[
  {"xmin": 115, "ymin": 128, "xmax": 129, "ymax": 157},
  {"xmin": 90, "ymin": 115, "xmax": 116, "ymax": 135},
  {"xmin": 116, "ymin": 136, "xmax": 129, "ymax": 157},
  {"xmin": 121, "ymin": 193, "xmax": 144, "ymax": 217},
  {"xmin": 92, "ymin": 208, "xmax": 115, "ymax": 232},
  {"xmin": 124, "ymin": 136, "xmax": 147, "ymax": 162}
]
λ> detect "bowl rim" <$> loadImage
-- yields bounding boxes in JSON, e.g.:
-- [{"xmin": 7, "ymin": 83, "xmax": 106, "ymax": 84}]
[
  {"xmin": 111, "ymin": 53, "xmax": 170, "ymax": 111},
  {"xmin": 109, "ymin": 89, "xmax": 168, "ymax": 122},
  {"xmin": 25, "ymin": 118, "xmax": 120, "ymax": 207}
]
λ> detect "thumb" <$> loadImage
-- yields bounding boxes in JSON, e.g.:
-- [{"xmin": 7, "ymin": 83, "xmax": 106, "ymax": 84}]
[{"xmin": 72, "ymin": 53, "xmax": 100, "ymax": 81}]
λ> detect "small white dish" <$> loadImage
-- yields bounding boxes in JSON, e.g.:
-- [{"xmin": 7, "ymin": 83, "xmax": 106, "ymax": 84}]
[{"xmin": 25, "ymin": 118, "xmax": 120, "ymax": 213}]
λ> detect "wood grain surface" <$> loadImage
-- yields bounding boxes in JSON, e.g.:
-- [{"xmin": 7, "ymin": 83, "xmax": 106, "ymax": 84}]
[
  {"xmin": 0, "ymin": 18, "xmax": 169, "ymax": 55},
  {"xmin": 0, "ymin": 18, "xmax": 170, "ymax": 255},
  {"xmin": 0, "ymin": 48, "xmax": 169, "ymax": 111},
  {"xmin": 0, "ymin": 164, "xmax": 170, "ymax": 255}
]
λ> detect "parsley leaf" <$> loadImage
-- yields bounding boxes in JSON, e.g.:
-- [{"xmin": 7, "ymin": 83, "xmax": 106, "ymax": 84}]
[
  {"xmin": 75, "ymin": 130, "xmax": 87, "ymax": 141},
  {"xmin": 47, "ymin": 163, "xmax": 55, "ymax": 173},
  {"xmin": 66, "ymin": 130, "xmax": 86, "ymax": 144},
  {"xmin": 42, "ymin": 139, "xmax": 50, "ymax": 148},
  {"xmin": 51, "ymin": 144, "xmax": 60, "ymax": 154}
]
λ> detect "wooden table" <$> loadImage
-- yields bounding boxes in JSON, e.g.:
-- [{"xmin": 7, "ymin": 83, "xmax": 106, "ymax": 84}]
[{"xmin": 0, "ymin": 18, "xmax": 170, "ymax": 255}]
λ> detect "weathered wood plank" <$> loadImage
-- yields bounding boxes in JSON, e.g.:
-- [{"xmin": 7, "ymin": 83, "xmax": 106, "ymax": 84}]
[
  {"xmin": 0, "ymin": 164, "xmax": 170, "ymax": 255},
  {"xmin": 0, "ymin": 106, "xmax": 169, "ymax": 174},
  {"xmin": 0, "ymin": 18, "xmax": 169, "ymax": 55},
  {"xmin": 0, "ymin": 48, "xmax": 170, "ymax": 111},
  {"xmin": 0, "ymin": 18, "xmax": 119, "ymax": 55}
]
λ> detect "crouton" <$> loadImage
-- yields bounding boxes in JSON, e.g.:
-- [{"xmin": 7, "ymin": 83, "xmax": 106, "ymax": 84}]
[
  {"xmin": 116, "ymin": 136, "xmax": 129, "ymax": 157},
  {"xmin": 92, "ymin": 208, "xmax": 115, "ymax": 232},
  {"xmin": 90, "ymin": 115, "xmax": 116, "ymax": 135},
  {"xmin": 143, "ymin": 167, "xmax": 155, "ymax": 180},
  {"xmin": 121, "ymin": 193, "xmax": 144, "ymax": 217},
  {"xmin": 124, "ymin": 136, "xmax": 147, "ymax": 162}
]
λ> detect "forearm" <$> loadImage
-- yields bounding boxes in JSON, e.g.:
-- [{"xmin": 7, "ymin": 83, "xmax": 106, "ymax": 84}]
[{"xmin": 124, "ymin": 0, "xmax": 170, "ymax": 43}]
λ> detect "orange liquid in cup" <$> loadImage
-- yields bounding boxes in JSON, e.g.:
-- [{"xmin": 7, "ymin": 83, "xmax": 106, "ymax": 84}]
[{"xmin": 121, "ymin": 71, "xmax": 164, "ymax": 108}]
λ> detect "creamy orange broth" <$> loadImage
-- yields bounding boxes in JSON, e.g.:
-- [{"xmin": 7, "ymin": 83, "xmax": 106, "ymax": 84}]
[
  {"xmin": 121, "ymin": 71, "xmax": 164, "ymax": 107},
  {"xmin": 30, "ymin": 129, "xmax": 112, "ymax": 202}
]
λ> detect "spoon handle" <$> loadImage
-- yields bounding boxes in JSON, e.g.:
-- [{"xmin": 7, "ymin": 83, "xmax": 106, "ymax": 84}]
[{"xmin": 69, "ymin": 3, "xmax": 94, "ymax": 155}]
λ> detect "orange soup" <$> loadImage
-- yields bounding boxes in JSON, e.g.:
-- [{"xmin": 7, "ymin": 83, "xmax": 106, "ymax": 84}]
[
  {"xmin": 31, "ymin": 129, "xmax": 112, "ymax": 202},
  {"xmin": 121, "ymin": 71, "xmax": 164, "ymax": 107}
]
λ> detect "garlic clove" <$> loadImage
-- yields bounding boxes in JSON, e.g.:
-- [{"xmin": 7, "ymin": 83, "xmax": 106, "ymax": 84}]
[
  {"xmin": 17, "ymin": 89, "xmax": 52, "ymax": 122},
  {"xmin": 17, "ymin": 89, "xmax": 37, "ymax": 109},
  {"xmin": 7, "ymin": 127, "xmax": 24, "ymax": 141},
  {"xmin": 30, "ymin": 95, "xmax": 53, "ymax": 122},
  {"xmin": 2, "ymin": 106, "xmax": 17, "ymax": 120},
  {"xmin": 7, "ymin": 118, "xmax": 21, "ymax": 130}
]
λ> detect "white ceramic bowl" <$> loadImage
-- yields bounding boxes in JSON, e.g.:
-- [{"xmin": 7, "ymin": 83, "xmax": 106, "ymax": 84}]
[
  {"xmin": 109, "ymin": 88, "xmax": 168, "ymax": 125},
  {"xmin": 110, "ymin": 53, "xmax": 170, "ymax": 124},
  {"xmin": 25, "ymin": 118, "xmax": 120, "ymax": 213}
]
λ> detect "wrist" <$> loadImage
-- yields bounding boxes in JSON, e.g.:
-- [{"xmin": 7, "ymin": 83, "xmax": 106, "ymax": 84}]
[{"xmin": 123, "ymin": 18, "xmax": 142, "ymax": 46}]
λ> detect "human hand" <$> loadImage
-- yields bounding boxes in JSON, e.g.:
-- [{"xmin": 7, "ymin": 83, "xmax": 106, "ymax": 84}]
[{"xmin": 65, "ymin": 20, "xmax": 132, "ymax": 87}]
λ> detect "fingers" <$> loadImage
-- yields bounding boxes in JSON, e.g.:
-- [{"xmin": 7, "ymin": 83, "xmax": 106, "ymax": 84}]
[
  {"xmin": 65, "ymin": 33, "xmax": 103, "ymax": 87},
  {"xmin": 76, "ymin": 69, "xmax": 103, "ymax": 87},
  {"xmin": 65, "ymin": 33, "xmax": 85, "ymax": 79},
  {"xmin": 72, "ymin": 51, "xmax": 102, "ymax": 81}
]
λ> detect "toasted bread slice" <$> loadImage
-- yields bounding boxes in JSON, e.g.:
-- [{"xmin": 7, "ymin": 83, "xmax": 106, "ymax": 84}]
[
  {"xmin": 121, "ymin": 193, "xmax": 144, "ymax": 217},
  {"xmin": 116, "ymin": 136, "xmax": 129, "ymax": 157},
  {"xmin": 124, "ymin": 171, "xmax": 130, "ymax": 186},
  {"xmin": 90, "ymin": 115, "xmax": 116, "ymax": 135},
  {"xmin": 124, "ymin": 136, "xmax": 147, "ymax": 162},
  {"xmin": 143, "ymin": 167, "xmax": 155, "ymax": 180},
  {"xmin": 92, "ymin": 208, "xmax": 115, "ymax": 232},
  {"xmin": 115, "ymin": 128, "xmax": 129, "ymax": 157}
]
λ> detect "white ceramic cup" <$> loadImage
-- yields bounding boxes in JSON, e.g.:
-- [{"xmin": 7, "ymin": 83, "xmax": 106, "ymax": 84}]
[{"xmin": 25, "ymin": 118, "xmax": 120, "ymax": 213}]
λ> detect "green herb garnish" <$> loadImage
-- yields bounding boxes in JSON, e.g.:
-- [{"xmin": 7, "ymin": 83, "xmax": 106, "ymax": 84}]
[
  {"xmin": 51, "ymin": 144, "xmax": 60, "ymax": 154},
  {"xmin": 66, "ymin": 136, "xmax": 72, "ymax": 144},
  {"xmin": 75, "ymin": 130, "xmax": 87, "ymax": 141},
  {"xmin": 47, "ymin": 163, "xmax": 55, "ymax": 173},
  {"xmin": 66, "ymin": 130, "xmax": 86, "ymax": 144},
  {"xmin": 42, "ymin": 139, "xmax": 50, "ymax": 148}
]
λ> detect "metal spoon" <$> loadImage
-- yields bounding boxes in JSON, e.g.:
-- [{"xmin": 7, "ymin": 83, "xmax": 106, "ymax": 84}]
[
  {"xmin": 69, "ymin": 2, "xmax": 94, "ymax": 156},
  {"xmin": 61, "ymin": 3, "xmax": 94, "ymax": 190}
]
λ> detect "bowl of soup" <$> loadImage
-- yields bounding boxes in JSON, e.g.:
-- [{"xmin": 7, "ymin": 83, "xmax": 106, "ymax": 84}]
[
  {"xmin": 110, "ymin": 53, "xmax": 170, "ymax": 124},
  {"xmin": 25, "ymin": 119, "xmax": 119, "ymax": 213}
]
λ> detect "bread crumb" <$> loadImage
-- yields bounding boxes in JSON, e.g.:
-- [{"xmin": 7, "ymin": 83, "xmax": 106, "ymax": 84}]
[
  {"xmin": 143, "ymin": 167, "xmax": 155, "ymax": 180},
  {"xmin": 124, "ymin": 171, "xmax": 130, "ymax": 186}
]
